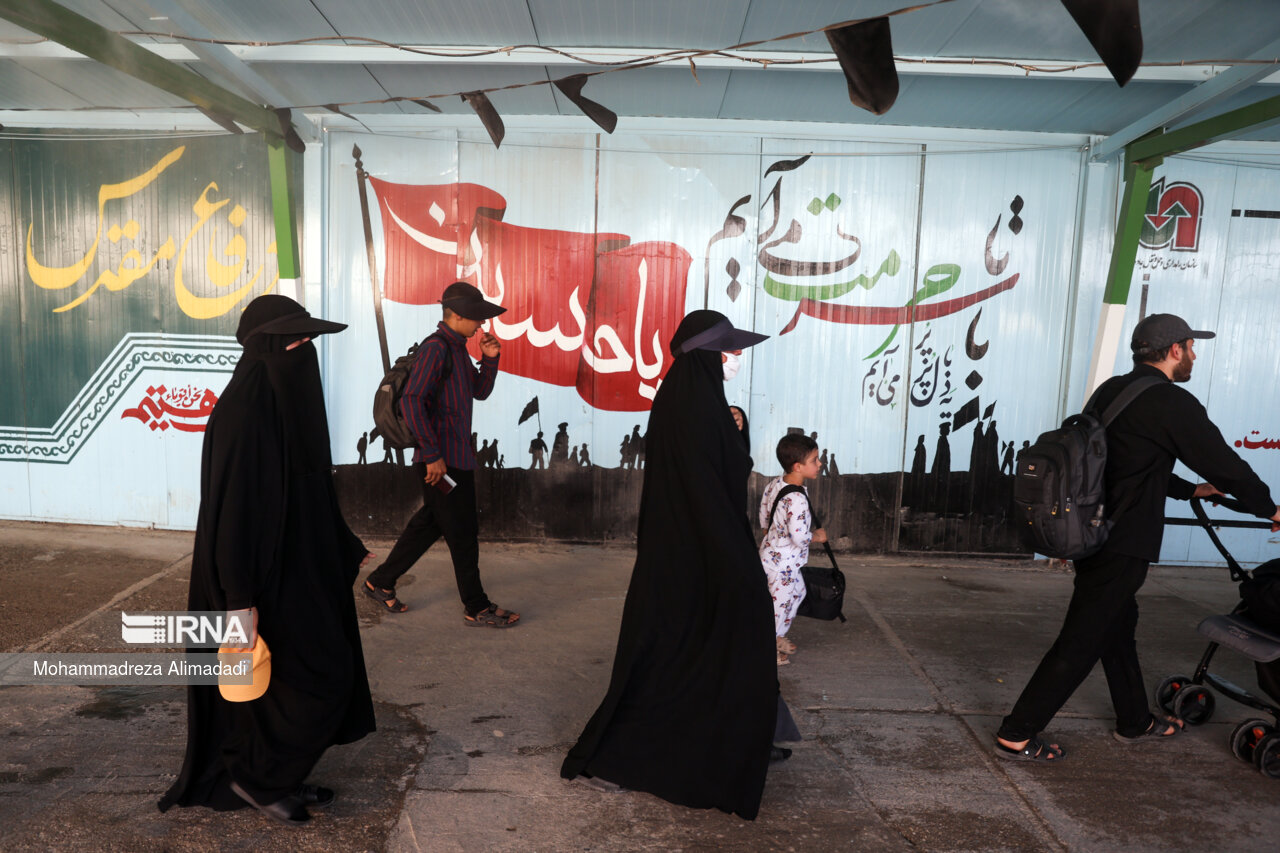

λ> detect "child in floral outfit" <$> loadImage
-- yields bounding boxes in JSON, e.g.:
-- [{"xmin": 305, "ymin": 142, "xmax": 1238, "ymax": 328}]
[{"xmin": 758, "ymin": 433, "xmax": 826, "ymax": 666}]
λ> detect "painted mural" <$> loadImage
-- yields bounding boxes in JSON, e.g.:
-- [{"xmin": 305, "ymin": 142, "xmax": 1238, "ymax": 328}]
[
  {"xmin": 4, "ymin": 129, "xmax": 1278, "ymax": 565},
  {"xmin": 0, "ymin": 134, "xmax": 281, "ymax": 526}
]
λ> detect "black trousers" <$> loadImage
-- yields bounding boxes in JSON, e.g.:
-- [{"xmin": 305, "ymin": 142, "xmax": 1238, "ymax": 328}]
[
  {"xmin": 366, "ymin": 464, "xmax": 490, "ymax": 615},
  {"xmin": 998, "ymin": 550, "xmax": 1154, "ymax": 741}
]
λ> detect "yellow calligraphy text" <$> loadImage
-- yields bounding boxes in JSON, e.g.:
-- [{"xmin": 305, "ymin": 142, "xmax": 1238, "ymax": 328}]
[
  {"xmin": 174, "ymin": 186, "xmax": 276, "ymax": 319},
  {"xmin": 25, "ymin": 145, "xmax": 277, "ymax": 319},
  {"xmin": 27, "ymin": 146, "xmax": 185, "ymax": 312}
]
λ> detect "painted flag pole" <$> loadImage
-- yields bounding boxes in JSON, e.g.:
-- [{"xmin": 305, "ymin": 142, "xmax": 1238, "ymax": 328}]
[
  {"xmin": 518, "ymin": 397, "xmax": 541, "ymax": 434},
  {"xmin": 353, "ymin": 145, "xmax": 403, "ymax": 466}
]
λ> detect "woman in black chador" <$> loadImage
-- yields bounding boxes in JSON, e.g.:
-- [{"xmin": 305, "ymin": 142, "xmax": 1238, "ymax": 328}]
[
  {"xmin": 159, "ymin": 295, "xmax": 375, "ymax": 826},
  {"xmin": 561, "ymin": 309, "xmax": 776, "ymax": 820}
]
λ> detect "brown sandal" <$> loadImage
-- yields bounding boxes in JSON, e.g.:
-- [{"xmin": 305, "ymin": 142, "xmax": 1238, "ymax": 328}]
[{"xmin": 464, "ymin": 604, "xmax": 520, "ymax": 628}]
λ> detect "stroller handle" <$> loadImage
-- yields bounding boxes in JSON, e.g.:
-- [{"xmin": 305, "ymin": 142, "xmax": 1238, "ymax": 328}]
[
  {"xmin": 1180, "ymin": 496, "xmax": 1273, "ymax": 584},
  {"xmin": 1189, "ymin": 495, "xmax": 1275, "ymax": 528}
]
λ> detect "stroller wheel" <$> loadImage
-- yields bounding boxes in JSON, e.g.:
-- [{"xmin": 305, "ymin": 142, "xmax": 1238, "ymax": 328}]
[
  {"xmin": 1172, "ymin": 684, "xmax": 1215, "ymax": 725},
  {"xmin": 1230, "ymin": 719, "xmax": 1272, "ymax": 763},
  {"xmin": 1254, "ymin": 733, "xmax": 1280, "ymax": 779},
  {"xmin": 1156, "ymin": 675, "xmax": 1193, "ymax": 715}
]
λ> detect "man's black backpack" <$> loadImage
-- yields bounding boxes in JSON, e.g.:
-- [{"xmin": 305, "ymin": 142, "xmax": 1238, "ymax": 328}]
[
  {"xmin": 1012, "ymin": 376, "xmax": 1161, "ymax": 560},
  {"xmin": 371, "ymin": 333, "xmax": 452, "ymax": 451}
]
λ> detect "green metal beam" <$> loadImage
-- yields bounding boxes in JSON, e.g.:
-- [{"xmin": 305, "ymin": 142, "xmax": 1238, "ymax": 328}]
[
  {"xmin": 1128, "ymin": 92, "xmax": 1280, "ymax": 166},
  {"xmin": 1101, "ymin": 155, "xmax": 1156, "ymax": 306},
  {"xmin": 267, "ymin": 142, "xmax": 300, "ymax": 281},
  {"xmin": 0, "ymin": 0, "xmax": 299, "ymax": 149}
]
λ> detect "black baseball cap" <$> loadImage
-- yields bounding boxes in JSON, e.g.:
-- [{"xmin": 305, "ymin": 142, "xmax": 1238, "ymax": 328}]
[
  {"xmin": 1131, "ymin": 313, "xmax": 1214, "ymax": 354},
  {"xmin": 441, "ymin": 282, "xmax": 507, "ymax": 321},
  {"xmin": 236, "ymin": 294, "xmax": 347, "ymax": 344}
]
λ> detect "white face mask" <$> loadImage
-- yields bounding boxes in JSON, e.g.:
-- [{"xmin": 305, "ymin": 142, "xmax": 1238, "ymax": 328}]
[{"xmin": 722, "ymin": 352, "xmax": 741, "ymax": 381}]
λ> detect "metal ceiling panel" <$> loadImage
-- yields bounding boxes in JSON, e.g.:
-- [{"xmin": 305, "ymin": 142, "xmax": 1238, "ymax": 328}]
[
  {"xmin": 0, "ymin": 59, "xmax": 94, "ymax": 110},
  {"xmin": 740, "ymin": 0, "xmax": 983, "ymax": 55},
  {"xmin": 1037, "ymin": 81, "xmax": 1202, "ymax": 135},
  {"xmin": 1140, "ymin": 0, "xmax": 1280, "ymax": 61},
  {"xmin": 549, "ymin": 66, "xmax": 733, "ymax": 120},
  {"xmin": 363, "ymin": 63, "xmax": 561, "ymax": 116},
  {"xmin": 880, "ymin": 76, "xmax": 1192, "ymax": 135},
  {"xmin": 246, "ymin": 62, "xmax": 412, "ymax": 114},
  {"xmin": 123, "ymin": 0, "xmax": 338, "ymax": 44},
  {"xmin": 531, "ymin": 0, "xmax": 750, "ymax": 49},
  {"xmin": 310, "ymin": 0, "xmax": 537, "ymax": 45},
  {"xmin": 13, "ymin": 59, "xmax": 192, "ymax": 109},
  {"xmin": 718, "ymin": 67, "xmax": 879, "ymax": 124}
]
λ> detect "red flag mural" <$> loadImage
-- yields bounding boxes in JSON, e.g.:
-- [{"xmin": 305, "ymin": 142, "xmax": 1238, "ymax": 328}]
[
  {"xmin": 474, "ymin": 216, "xmax": 629, "ymax": 387},
  {"xmin": 367, "ymin": 179, "xmax": 689, "ymax": 411},
  {"xmin": 367, "ymin": 178, "xmax": 506, "ymax": 304},
  {"xmin": 579, "ymin": 242, "xmax": 692, "ymax": 409}
]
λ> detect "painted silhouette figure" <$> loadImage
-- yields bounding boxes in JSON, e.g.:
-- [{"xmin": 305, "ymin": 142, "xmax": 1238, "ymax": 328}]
[
  {"xmin": 620, "ymin": 433, "xmax": 634, "ymax": 470},
  {"xmin": 530, "ymin": 432, "xmax": 548, "ymax": 469},
  {"xmin": 819, "ymin": 448, "xmax": 829, "ymax": 476},
  {"xmin": 569, "ymin": 445, "xmax": 579, "ymax": 466},
  {"xmin": 1001, "ymin": 440, "xmax": 1015, "ymax": 475},
  {"xmin": 357, "ymin": 431, "xmax": 368, "ymax": 465},
  {"xmin": 970, "ymin": 422, "xmax": 986, "ymax": 477},
  {"xmin": 498, "ymin": 454, "xmax": 505, "ymax": 469},
  {"xmin": 911, "ymin": 435, "xmax": 927, "ymax": 475},
  {"xmin": 551, "ymin": 422, "xmax": 571, "ymax": 469},
  {"xmin": 828, "ymin": 453, "xmax": 840, "ymax": 476},
  {"xmin": 580, "ymin": 443, "xmax": 591, "ymax": 467},
  {"xmin": 631, "ymin": 425, "xmax": 646, "ymax": 469},
  {"xmin": 932, "ymin": 422, "xmax": 951, "ymax": 478}
]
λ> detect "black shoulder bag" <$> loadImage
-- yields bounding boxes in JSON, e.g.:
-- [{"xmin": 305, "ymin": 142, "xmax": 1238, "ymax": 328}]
[{"xmin": 767, "ymin": 485, "xmax": 847, "ymax": 623}]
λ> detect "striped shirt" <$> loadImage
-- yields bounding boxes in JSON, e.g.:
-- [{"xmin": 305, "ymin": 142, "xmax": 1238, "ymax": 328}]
[{"xmin": 400, "ymin": 322, "xmax": 499, "ymax": 469}]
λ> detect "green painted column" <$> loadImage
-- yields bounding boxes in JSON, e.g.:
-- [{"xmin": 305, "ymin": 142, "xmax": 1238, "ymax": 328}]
[
  {"xmin": 267, "ymin": 141, "xmax": 301, "ymax": 298},
  {"xmin": 1083, "ymin": 152, "xmax": 1157, "ymax": 398}
]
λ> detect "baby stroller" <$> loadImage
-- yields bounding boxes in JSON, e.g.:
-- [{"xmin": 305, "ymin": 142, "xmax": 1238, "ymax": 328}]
[{"xmin": 1155, "ymin": 496, "xmax": 1280, "ymax": 779}]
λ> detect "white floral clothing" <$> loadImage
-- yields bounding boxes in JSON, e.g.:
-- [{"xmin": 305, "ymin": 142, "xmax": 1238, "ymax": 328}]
[{"xmin": 758, "ymin": 476, "xmax": 811, "ymax": 638}]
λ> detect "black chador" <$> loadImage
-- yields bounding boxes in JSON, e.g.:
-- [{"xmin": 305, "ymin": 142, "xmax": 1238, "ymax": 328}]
[
  {"xmin": 561, "ymin": 310, "xmax": 775, "ymax": 820},
  {"xmin": 159, "ymin": 296, "xmax": 375, "ymax": 818}
]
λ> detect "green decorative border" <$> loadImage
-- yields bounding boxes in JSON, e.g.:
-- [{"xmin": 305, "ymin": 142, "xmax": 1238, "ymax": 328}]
[{"xmin": 0, "ymin": 334, "xmax": 239, "ymax": 464}]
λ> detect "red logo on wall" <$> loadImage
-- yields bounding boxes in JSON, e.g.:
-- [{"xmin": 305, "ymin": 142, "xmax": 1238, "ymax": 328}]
[
  {"xmin": 121, "ymin": 385, "xmax": 217, "ymax": 432},
  {"xmin": 1139, "ymin": 178, "xmax": 1203, "ymax": 252}
]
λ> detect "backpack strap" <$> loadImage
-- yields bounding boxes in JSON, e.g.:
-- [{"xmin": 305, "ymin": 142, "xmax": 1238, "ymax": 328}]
[
  {"xmin": 767, "ymin": 484, "xmax": 807, "ymax": 531},
  {"xmin": 1086, "ymin": 375, "xmax": 1163, "ymax": 427},
  {"xmin": 420, "ymin": 331, "xmax": 454, "ymax": 403}
]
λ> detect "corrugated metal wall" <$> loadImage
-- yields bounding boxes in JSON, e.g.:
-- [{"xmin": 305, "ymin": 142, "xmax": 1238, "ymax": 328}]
[
  {"xmin": 3, "ymin": 127, "xmax": 1278, "ymax": 566},
  {"xmin": 0, "ymin": 133, "xmax": 279, "ymax": 527}
]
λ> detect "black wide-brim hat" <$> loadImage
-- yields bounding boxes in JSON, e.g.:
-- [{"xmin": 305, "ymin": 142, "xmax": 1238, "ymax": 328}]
[
  {"xmin": 236, "ymin": 294, "xmax": 347, "ymax": 344},
  {"xmin": 441, "ymin": 281, "xmax": 507, "ymax": 321},
  {"xmin": 672, "ymin": 315, "xmax": 769, "ymax": 355}
]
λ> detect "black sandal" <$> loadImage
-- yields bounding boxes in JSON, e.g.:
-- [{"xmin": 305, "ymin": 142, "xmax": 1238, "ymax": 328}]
[
  {"xmin": 994, "ymin": 735, "xmax": 1065, "ymax": 763},
  {"xmin": 363, "ymin": 580, "xmax": 408, "ymax": 613},
  {"xmin": 464, "ymin": 604, "xmax": 520, "ymax": 628},
  {"xmin": 1113, "ymin": 713, "xmax": 1184, "ymax": 744}
]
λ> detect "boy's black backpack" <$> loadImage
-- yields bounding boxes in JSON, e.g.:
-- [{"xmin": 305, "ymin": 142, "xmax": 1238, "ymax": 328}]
[
  {"xmin": 1012, "ymin": 376, "xmax": 1161, "ymax": 560},
  {"xmin": 371, "ymin": 332, "xmax": 452, "ymax": 451}
]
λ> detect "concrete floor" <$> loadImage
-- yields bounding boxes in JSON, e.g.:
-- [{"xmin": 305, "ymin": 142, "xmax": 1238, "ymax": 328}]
[{"xmin": 2, "ymin": 520, "xmax": 1279, "ymax": 852}]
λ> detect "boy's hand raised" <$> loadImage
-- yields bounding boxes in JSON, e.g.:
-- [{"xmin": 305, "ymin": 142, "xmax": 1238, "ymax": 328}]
[{"xmin": 812, "ymin": 528, "xmax": 828, "ymax": 544}]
